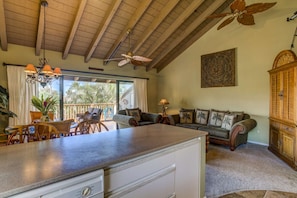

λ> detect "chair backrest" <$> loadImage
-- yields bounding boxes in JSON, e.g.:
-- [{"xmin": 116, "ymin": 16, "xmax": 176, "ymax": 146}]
[
  {"xmin": 47, "ymin": 119, "xmax": 74, "ymax": 136},
  {"xmin": 36, "ymin": 119, "xmax": 74, "ymax": 140},
  {"xmin": 30, "ymin": 111, "xmax": 54, "ymax": 123}
]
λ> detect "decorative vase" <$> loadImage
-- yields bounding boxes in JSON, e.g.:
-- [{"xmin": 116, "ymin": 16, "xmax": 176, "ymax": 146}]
[{"xmin": 40, "ymin": 114, "xmax": 50, "ymax": 122}]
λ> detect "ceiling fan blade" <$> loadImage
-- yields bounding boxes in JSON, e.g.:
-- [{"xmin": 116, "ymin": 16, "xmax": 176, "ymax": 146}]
[
  {"xmin": 118, "ymin": 59, "xmax": 130, "ymax": 67},
  {"xmin": 132, "ymin": 55, "xmax": 152, "ymax": 62},
  {"xmin": 230, "ymin": 0, "xmax": 246, "ymax": 12},
  {"xmin": 131, "ymin": 59, "xmax": 144, "ymax": 66},
  {"xmin": 217, "ymin": 16, "xmax": 235, "ymax": 30},
  {"xmin": 207, "ymin": 12, "xmax": 231, "ymax": 18},
  {"xmin": 121, "ymin": 54, "xmax": 133, "ymax": 59},
  {"xmin": 237, "ymin": 13, "xmax": 255, "ymax": 25},
  {"xmin": 245, "ymin": 2, "xmax": 277, "ymax": 14}
]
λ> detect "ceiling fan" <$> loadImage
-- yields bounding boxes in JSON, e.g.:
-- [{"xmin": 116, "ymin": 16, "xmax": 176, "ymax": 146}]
[
  {"xmin": 104, "ymin": 29, "xmax": 152, "ymax": 67},
  {"xmin": 207, "ymin": 0, "xmax": 276, "ymax": 30}
]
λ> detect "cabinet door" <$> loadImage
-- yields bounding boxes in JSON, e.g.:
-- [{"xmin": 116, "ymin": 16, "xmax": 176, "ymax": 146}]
[
  {"xmin": 270, "ymin": 127, "xmax": 280, "ymax": 152},
  {"xmin": 282, "ymin": 67, "xmax": 296, "ymax": 122},
  {"xmin": 281, "ymin": 130, "xmax": 295, "ymax": 160},
  {"xmin": 270, "ymin": 72, "xmax": 282, "ymax": 119}
]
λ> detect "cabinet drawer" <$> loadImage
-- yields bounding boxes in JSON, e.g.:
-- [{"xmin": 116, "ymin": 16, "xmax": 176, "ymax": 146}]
[
  {"xmin": 270, "ymin": 121, "xmax": 280, "ymax": 130},
  {"xmin": 280, "ymin": 124, "xmax": 296, "ymax": 134}
]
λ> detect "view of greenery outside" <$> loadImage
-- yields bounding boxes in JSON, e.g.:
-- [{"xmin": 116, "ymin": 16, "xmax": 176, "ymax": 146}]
[
  {"xmin": 38, "ymin": 79, "xmax": 117, "ymax": 120},
  {"xmin": 64, "ymin": 81, "xmax": 116, "ymax": 104}
]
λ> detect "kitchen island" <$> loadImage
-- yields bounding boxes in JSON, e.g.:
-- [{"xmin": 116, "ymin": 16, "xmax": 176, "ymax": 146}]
[{"xmin": 0, "ymin": 124, "xmax": 207, "ymax": 198}]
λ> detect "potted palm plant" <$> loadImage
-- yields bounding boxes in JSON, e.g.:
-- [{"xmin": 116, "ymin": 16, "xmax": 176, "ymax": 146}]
[{"xmin": 31, "ymin": 95, "xmax": 58, "ymax": 122}]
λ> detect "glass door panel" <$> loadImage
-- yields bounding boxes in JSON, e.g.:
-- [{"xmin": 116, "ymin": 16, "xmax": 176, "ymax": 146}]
[{"xmin": 118, "ymin": 81, "xmax": 134, "ymax": 111}]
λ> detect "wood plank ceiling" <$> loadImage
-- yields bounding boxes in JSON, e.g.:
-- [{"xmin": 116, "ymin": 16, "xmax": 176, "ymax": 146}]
[{"xmin": 0, "ymin": 0, "xmax": 233, "ymax": 72}]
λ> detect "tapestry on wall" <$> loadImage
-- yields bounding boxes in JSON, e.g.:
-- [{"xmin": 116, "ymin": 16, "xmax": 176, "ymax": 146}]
[{"xmin": 201, "ymin": 48, "xmax": 236, "ymax": 88}]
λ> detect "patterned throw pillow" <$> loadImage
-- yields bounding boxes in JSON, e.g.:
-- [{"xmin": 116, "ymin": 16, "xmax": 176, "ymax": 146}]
[
  {"xmin": 208, "ymin": 110, "xmax": 226, "ymax": 127},
  {"xmin": 221, "ymin": 114, "xmax": 235, "ymax": 130},
  {"xmin": 126, "ymin": 108, "xmax": 141, "ymax": 122},
  {"xmin": 180, "ymin": 109, "xmax": 194, "ymax": 124},
  {"xmin": 195, "ymin": 109, "xmax": 209, "ymax": 125}
]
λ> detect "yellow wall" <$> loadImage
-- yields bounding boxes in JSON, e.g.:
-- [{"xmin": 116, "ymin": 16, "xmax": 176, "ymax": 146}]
[{"xmin": 157, "ymin": 0, "xmax": 297, "ymax": 145}]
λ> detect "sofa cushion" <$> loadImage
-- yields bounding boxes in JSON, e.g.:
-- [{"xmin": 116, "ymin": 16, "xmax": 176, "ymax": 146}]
[
  {"xmin": 126, "ymin": 108, "xmax": 141, "ymax": 122},
  {"xmin": 199, "ymin": 126, "xmax": 230, "ymax": 139},
  {"xmin": 179, "ymin": 109, "xmax": 195, "ymax": 124},
  {"xmin": 138, "ymin": 121, "xmax": 155, "ymax": 126},
  {"xmin": 195, "ymin": 109, "xmax": 209, "ymax": 125},
  {"xmin": 208, "ymin": 109, "xmax": 227, "ymax": 127},
  {"xmin": 176, "ymin": 123, "xmax": 200, "ymax": 130},
  {"xmin": 221, "ymin": 114, "xmax": 235, "ymax": 130}
]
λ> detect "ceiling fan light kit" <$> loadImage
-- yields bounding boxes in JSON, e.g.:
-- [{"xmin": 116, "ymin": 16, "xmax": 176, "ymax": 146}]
[{"xmin": 208, "ymin": 0, "xmax": 277, "ymax": 30}]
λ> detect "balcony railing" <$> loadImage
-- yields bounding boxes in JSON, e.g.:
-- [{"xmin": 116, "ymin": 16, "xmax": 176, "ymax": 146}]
[{"xmin": 63, "ymin": 103, "xmax": 116, "ymax": 121}]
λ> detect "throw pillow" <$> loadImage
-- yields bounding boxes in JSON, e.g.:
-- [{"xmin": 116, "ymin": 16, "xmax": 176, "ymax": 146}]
[
  {"xmin": 221, "ymin": 114, "xmax": 235, "ymax": 130},
  {"xmin": 208, "ymin": 109, "xmax": 227, "ymax": 127},
  {"xmin": 230, "ymin": 111, "xmax": 244, "ymax": 122},
  {"xmin": 195, "ymin": 109, "xmax": 209, "ymax": 125},
  {"xmin": 126, "ymin": 108, "xmax": 141, "ymax": 122},
  {"xmin": 180, "ymin": 109, "xmax": 194, "ymax": 124}
]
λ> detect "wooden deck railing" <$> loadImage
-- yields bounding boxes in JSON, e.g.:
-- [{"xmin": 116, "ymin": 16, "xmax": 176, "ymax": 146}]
[{"xmin": 63, "ymin": 103, "xmax": 116, "ymax": 121}]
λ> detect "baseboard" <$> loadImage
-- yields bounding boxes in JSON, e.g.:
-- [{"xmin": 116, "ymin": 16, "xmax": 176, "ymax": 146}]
[{"xmin": 247, "ymin": 140, "xmax": 268, "ymax": 146}]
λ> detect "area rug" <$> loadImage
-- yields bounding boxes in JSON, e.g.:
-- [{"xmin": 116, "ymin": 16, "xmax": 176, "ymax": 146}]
[{"xmin": 205, "ymin": 143, "xmax": 297, "ymax": 198}]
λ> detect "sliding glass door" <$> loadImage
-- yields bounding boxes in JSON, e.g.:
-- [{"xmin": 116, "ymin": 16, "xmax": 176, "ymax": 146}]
[{"xmin": 117, "ymin": 81, "xmax": 134, "ymax": 111}]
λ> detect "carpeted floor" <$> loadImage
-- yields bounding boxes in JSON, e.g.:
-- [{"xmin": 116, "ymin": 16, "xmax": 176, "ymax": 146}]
[{"xmin": 205, "ymin": 143, "xmax": 297, "ymax": 198}]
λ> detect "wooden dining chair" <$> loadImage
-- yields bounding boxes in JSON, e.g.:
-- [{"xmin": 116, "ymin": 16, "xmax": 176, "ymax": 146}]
[
  {"xmin": 30, "ymin": 111, "xmax": 54, "ymax": 123},
  {"xmin": 88, "ymin": 108, "xmax": 109, "ymax": 133}
]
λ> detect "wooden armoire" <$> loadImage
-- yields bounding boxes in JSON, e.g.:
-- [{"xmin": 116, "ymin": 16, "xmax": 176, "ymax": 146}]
[{"xmin": 268, "ymin": 50, "xmax": 297, "ymax": 170}]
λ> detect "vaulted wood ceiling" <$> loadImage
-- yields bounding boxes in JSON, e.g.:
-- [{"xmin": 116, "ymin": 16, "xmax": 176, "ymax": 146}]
[{"xmin": 0, "ymin": 0, "xmax": 234, "ymax": 72}]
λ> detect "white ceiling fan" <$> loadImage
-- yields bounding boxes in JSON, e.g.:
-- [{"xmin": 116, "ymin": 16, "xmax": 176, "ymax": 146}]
[{"xmin": 104, "ymin": 29, "xmax": 152, "ymax": 67}]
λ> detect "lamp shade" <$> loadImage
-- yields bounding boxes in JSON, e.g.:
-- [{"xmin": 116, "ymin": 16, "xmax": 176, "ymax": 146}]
[
  {"xmin": 53, "ymin": 67, "xmax": 62, "ymax": 75},
  {"xmin": 25, "ymin": 64, "xmax": 37, "ymax": 73},
  {"xmin": 41, "ymin": 64, "xmax": 53, "ymax": 74},
  {"xmin": 159, "ymin": 99, "xmax": 169, "ymax": 105}
]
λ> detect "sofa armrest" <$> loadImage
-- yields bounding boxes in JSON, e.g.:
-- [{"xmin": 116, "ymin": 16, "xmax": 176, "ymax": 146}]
[
  {"xmin": 231, "ymin": 119, "xmax": 257, "ymax": 135},
  {"xmin": 141, "ymin": 112, "xmax": 162, "ymax": 123},
  {"xmin": 112, "ymin": 114, "xmax": 138, "ymax": 127}
]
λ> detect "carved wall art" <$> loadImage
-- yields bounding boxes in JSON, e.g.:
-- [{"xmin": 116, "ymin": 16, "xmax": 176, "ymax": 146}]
[{"xmin": 201, "ymin": 48, "xmax": 236, "ymax": 88}]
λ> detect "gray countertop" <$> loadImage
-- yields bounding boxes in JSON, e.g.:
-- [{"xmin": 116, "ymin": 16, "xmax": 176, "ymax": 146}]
[{"xmin": 0, "ymin": 124, "xmax": 206, "ymax": 197}]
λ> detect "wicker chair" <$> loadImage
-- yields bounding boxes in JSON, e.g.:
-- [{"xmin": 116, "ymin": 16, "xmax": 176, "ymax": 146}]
[{"xmin": 36, "ymin": 119, "xmax": 74, "ymax": 140}]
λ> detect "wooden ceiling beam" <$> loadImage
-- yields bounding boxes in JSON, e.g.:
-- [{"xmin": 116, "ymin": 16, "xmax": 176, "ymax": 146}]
[
  {"xmin": 132, "ymin": 0, "xmax": 180, "ymax": 54},
  {"xmin": 103, "ymin": 0, "xmax": 152, "ymax": 63},
  {"xmin": 156, "ymin": 18, "xmax": 224, "ymax": 73},
  {"xmin": 35, "ymin": 1, "xmax": 45, "ymax": 56},
  {"xmin": 85, "ymin": 0, "xmax": 122, "ymax": 62},
  {"xmin": 144, "ymin": 0, "xmax": 204, "ymax": 58},
  {"xmin": 62, "ymin": 0, "xmax": 88, "ymax": 60},
  {"xmin": 147, "ymin": 0, "xmax": 228, "ymax": 71},
  {"xmin": 0, "ymin": 0, "xmax": 7, "ymax": 51}
]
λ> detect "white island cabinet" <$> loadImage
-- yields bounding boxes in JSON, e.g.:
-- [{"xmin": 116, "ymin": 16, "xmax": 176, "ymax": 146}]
[
  {"xmin": 0, "ymin": 124, "xmax": 206, "ymax": 198},
  {"xmin": 104, "ymin": 138, "xmax": 205, "ymax": 198}
]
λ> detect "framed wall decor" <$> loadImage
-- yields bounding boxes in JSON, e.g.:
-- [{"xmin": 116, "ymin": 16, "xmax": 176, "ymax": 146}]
[{"xmin": 201, "ymin": 48, "xmax": 236, "ymax": 88}]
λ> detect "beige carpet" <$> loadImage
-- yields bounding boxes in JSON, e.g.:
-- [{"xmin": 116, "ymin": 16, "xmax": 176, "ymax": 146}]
[{"xmin": 205, "ymin": 143, "xmax": 297, "ymax": 198}]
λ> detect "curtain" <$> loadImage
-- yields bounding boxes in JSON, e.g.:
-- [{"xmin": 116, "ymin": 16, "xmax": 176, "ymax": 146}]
[
  {"xmin": 7, "ymin": 66, "xmax": 36, "ymax": 125},
  {"xmin": 133, "ymin": 78, "xmax": 148, "ymax": 112}
]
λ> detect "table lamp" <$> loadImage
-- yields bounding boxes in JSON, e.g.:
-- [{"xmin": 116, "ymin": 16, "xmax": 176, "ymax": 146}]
[{"xmin": 159, "ymin": 99, "xmax": 169, "ymax": 117}]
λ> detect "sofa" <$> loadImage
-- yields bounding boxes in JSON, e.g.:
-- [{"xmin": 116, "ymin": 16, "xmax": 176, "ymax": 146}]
[
  {"xmin": 112, "ymin": 108, "xmax": 162, "ymax": 129},
  {"xmin": 168, "ymin": 108, "xmax": 257, "ymax": 151}
]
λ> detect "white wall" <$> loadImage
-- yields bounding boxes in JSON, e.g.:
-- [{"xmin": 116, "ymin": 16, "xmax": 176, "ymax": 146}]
[{"xmin": 158, "ymin": 0, "xmax": 297, "ymax": 144}]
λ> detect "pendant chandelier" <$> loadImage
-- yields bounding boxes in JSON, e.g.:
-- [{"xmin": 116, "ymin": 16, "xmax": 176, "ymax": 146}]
[{"xmin": 24, "ymin": 0, "xmax": 62, "ymax": 88}]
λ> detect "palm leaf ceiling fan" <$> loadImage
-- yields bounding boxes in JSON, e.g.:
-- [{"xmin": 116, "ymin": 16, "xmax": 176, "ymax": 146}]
[
  {"xmin": 208, "ymin": 0, "xmax": 276, "ymax": 30},
  {"xmin": 104, "ymin": 29, "xmax": 152, "ymax": 67}
]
